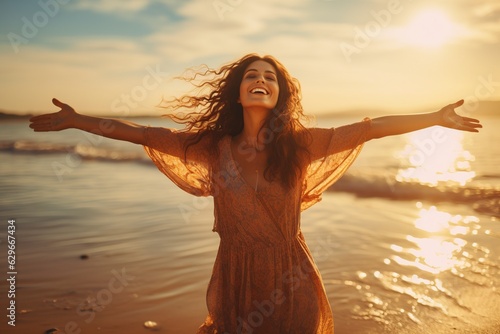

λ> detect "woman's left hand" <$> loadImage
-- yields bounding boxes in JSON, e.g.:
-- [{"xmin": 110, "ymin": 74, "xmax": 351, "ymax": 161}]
[{"xmin": 438, "ymin": 99, "xmax": 482, "ymax": 132}]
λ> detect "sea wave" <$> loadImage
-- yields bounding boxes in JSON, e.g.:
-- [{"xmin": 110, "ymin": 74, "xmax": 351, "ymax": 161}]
[
  {"xmin": 2, "ymin": 140, "xmax": 499, "ymax": 217},
  {"xmin": 331, "ymin": 172, "xmax": 500, "ymax": 217},
  {"xmin": 0, "ymin": 140, "xmax": 147, "ymax": 163}
]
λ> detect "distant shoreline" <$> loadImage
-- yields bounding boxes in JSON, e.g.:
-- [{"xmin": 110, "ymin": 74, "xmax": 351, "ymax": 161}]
[
  {"xmin": 1, "ymin": 100, "xmax": 498, "ymax": 119},
  {"xmin": 0, "ymin": 112, "xmax": 32, "ymax": 120}
]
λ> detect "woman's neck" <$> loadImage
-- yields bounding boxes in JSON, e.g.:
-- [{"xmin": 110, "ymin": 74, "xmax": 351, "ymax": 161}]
[{"xmin": 237, "ymin": 108, "xmax": 269, "ymax": 149}]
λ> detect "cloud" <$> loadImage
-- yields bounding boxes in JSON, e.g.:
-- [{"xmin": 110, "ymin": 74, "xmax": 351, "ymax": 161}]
[
  {"xmin": 471, "ymin": 0, "xmax": 500, "ymax": 18},
  {"xmin": 468, "ymin": 1, "xmax": 500, "ymax": 44},
  {"xmin": 0, "ymin": 40, "xmax": 168, "ymax": 113},
  {"xmin": 451, "ymin": 0, "xmax": 500, "ymax": 43},
  {"xmin": 179, "ymin": 0, "xmax": 305, "ymax": 23},
  {"xmin": 142, "ymin": 0, "xmax": 307, "ymax": 64},
  {"xmin": 71, "ymin": 0, "xmax": 151, "ymax": 13},
  {"xmin": 145, "ymin": 0, "xmax": 350, "ymax": 64}
]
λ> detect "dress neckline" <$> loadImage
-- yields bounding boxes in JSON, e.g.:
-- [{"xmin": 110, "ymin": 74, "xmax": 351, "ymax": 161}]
[{"xmin": 225, "ymin": 136, "xmax": 270, "ymax": 193}]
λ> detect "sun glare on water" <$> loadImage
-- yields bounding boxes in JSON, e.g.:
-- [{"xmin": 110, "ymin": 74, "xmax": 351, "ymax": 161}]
[
  {"xmin": 395, "ymin": 8, "xmax": 465, "ymax": 49},
  {"xmin": 395, "ymin": 128, "xmax": 476, "ymax": 186},
  {"xmin": 390, "ymin": 204, "xmax": 481, "ymax": 275}
]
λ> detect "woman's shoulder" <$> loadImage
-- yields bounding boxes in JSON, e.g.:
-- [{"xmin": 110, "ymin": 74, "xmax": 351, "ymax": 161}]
[
  {"xmin": 183, "ymin": 130, "xmax": 231, "ymax": 159},
  {"xmin": 304, "ymin": 118, "xmax": 371, "ymax": 138},
  {"xmin": 299, "ymin": 126, "xmax": 333, "ymax": 145}
]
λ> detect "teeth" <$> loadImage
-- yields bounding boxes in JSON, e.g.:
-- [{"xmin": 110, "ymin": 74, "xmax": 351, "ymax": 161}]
[{"xmin": 251, "ymin": 88, "xmax": 268, "ymax": 95}]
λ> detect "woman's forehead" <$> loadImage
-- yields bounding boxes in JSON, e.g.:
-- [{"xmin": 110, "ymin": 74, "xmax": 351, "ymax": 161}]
[{"xmin": 244, "ymin": 60, "xmax": 277, "ymax": 74}]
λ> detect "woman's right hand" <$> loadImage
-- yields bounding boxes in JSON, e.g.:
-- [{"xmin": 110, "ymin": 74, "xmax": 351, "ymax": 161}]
[{"xmin": 29, "ymin": 98, "xmax": 77, "ymax": 132}]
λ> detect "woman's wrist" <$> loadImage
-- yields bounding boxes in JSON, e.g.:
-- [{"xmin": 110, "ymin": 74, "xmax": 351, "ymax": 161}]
[
  {"xmin": 69, "ymin": 112, "xmax": 81, "ymax": 129},
  {"xmin": 430, "ymin": 110, "xmax": 443, "ymax": 127}
]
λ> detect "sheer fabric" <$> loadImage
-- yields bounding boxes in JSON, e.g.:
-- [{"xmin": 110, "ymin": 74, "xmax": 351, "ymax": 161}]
[{"xmin": 143, "ymin": 118, "xmax": 371, "ymax": 334}]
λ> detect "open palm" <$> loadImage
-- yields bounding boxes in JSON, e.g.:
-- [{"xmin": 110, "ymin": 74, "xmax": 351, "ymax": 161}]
[
  {"xmin": 29, "ymin": 98, "xmax": 76, "ymax": 132},
  {"xmin": 439, "ymin": 100, "xmax": 482, "ymax": 132}
]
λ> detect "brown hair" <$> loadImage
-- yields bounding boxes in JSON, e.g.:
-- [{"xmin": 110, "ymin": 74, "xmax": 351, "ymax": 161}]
[{"xmin": 161, "ymin": 53, "xmax": 311, "ymax": 189}]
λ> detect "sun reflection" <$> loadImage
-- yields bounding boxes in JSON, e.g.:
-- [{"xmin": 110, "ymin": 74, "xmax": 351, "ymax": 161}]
[
  {"xmin": 415, "ymin": 205, "xmax": 453, "ymax": 233},
  {"xmin": 390, "ymin": 205, "xmax": 481, "ymax": 274},
  {"xmin": 412, "ymin": 236, "xmax": 465, "ymax": 272},
  {"xmin": 414, "ymin": 204, "xmax": 471, "ymax": 236},
  {"xmin": 396, "ymin": 128, "xmax": 476, "ymax": 186},
  {"xmin": 391, "ymin": 236, "xmax": 466, "ymax": 274}
]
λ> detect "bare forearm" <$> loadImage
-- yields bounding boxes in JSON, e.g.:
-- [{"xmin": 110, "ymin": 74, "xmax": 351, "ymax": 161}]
[
  {"xmin": 30, "ymin": 99, "xmax": 149, "ymax": 144},
  {"xmin": 368, "ymin": 111, "xmax": 441, "ymax": 140},
  {"xmin": 72, "ymin": 114, "xmax": 146, "ymax": 145}
]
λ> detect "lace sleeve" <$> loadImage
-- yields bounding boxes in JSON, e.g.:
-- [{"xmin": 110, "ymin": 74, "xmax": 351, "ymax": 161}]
[
  {"xmin": 143, "ymin": 127, "xmax": 212, "ymax": 197},
  {"xmin": 301, "ymin": 118, "xmax": 371, "ymax": 210}
]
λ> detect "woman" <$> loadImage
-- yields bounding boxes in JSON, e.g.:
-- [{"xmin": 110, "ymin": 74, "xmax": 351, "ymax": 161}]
[{"xmin": 29, "ymin": 54, "xmax": 481, "ymax": 333}]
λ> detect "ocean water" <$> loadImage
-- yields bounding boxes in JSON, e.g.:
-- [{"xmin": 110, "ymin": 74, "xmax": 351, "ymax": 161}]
[{"xmin": 0, "ymin": 115, "xmax": 499, "ymax": 334}]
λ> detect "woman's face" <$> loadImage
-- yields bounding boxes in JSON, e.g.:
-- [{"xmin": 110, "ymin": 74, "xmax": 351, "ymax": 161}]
[{"xmin": 238, "ymin": 60, "xmax": 280, "ymax": 112}]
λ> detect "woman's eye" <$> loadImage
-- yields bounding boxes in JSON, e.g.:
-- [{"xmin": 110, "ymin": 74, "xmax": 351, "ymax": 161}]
[{"xmin": 244, "ymin": 74, "xmax": 276, "ymax": 81}]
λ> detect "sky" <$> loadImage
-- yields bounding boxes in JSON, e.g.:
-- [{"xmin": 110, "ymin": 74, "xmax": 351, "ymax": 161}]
[{"xmin": 0, "ymin": 0, "xmax": 499, "ymax": 117}]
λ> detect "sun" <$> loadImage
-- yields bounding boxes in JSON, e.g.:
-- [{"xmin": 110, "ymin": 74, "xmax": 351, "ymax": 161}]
[{"xmin": 397, "ymin": 8, "xmax": 463, "ymax": 49}]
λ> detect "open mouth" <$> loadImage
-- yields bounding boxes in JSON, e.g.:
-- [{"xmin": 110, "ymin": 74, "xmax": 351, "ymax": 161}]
[{"xmin": 250, "ymin": 87, "xmax": 269, "ymax": 95}]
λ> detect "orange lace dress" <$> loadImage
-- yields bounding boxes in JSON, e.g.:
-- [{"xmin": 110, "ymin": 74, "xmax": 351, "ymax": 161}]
[{"xmin": 143, "ymin": 119, "xmax": 371, "ymax": 334}]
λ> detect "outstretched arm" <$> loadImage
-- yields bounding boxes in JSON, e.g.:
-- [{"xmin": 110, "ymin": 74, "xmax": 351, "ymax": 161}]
[
  {"xmin": 366, "ymin": 100, "xmax": 482, "ymax": 141},
  {"xmin": 29, "ymin": 98, "xmax": 147, "ymax": 145}
]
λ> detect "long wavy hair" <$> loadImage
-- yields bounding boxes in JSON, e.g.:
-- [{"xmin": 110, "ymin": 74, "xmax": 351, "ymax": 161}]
[{"xmin": 161, "ymin": 53, "xmax": 311, "ymax": 189}]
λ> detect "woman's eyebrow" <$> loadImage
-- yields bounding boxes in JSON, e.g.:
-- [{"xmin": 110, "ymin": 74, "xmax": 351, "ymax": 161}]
[{"xmin": 244, "ymin": 68, "xmax": 277, "ymax": 76}]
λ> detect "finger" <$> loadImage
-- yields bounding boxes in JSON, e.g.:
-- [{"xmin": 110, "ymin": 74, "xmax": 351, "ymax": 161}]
[
  {"xmin": 52, "ymin": 98, "xmax": 66, "ymax": 108},
  {"xmin": 466, "ymin": 122, "xmax": 482, "ymax": 129},
  {"xmin": 452, "ymin": 99, "xmax": 464, "ymax": 108},
  {"xmin": 32, "ymin": 127, "xmax": 52, "ymax": 132},
  {"xmin": 459, "ymin": 121, "xmax": 482, "ymax": 132},
  {"xmin": 29, "ymin": 113, "xmax": 55, "ymax": 122},
  {"xmin": 29, "ymin": 115, "xmax": 40, "ymax": 122},
  {"xmin": 453, "ymin": 123, "xmax": 479, "ymax": 132},
  {"xmin": 29, "ymin": 119, "xmax": 51, "ymax": 127},
  {"xmin": 461, "ymin": 116, "xmax": 481, "ymax": 123},
  {"xmin": 29, "ymin": 122, "xmax": 52, "ymax": 131}
]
